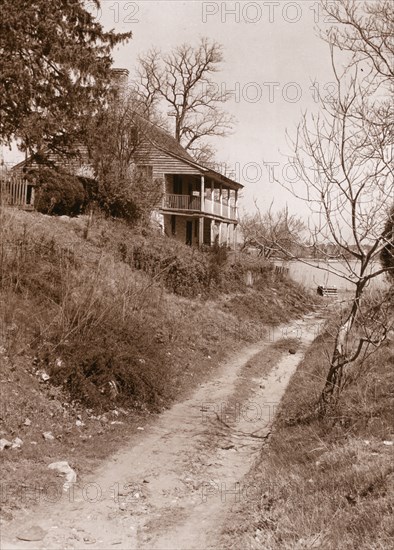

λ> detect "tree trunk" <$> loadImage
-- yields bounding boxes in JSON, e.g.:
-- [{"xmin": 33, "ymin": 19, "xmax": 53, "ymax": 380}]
[
  {"xmin": 318, "ymin": 280, "xmax": 365, "ymax": 413},
  {"xmin": 319, "ymin": 350, "xmax": 346, "ymax": 411}
]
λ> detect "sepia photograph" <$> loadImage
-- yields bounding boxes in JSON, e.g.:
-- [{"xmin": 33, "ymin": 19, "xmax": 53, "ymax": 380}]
[{"xmin": 1, "ymin": 1, "xmax": 393, "ymax": 548}]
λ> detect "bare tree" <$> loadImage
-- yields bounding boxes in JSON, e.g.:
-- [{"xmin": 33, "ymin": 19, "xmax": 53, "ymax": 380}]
[
  {"xmin": 88, "ymin": 91, "xmax": 163, "ymax": 223},
  {"xmin": 283, "ymin": 0, "xmax": 394, "ymax": 410},
  {"xmin": 241, "ymin": 202, "xmax": 306, "ymax": 260},
  {"xmin": 137, "ymin": 38, "xmax": 234, "ymax": 163},
  {"xmin": 321, "ymin": 0, "xmax": 394, "ymax": 80},
  {"xmin": 381, "ymin": 205, "xmax": 394, "ymax": 279}
]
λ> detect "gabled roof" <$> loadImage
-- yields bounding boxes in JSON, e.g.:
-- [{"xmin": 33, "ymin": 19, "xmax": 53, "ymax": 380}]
[
  {"xmin": 11, "ymin": 147, "xmax": 88, "ymax": 173},
  {"xmin": 137, "ymin": 115, "xmax": 243, "ymax": 190},
  {"xmin": 139, "ymin": 117, "xmax": 198, "ymax": 165},
  {"xmin": 11, "ymin": 114, "xmax": 243, "ymax": 191}
]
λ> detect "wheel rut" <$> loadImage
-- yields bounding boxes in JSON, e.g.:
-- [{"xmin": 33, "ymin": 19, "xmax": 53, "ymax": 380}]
[{"xmin": 1, "ymin": 314, "xmax": 321, "ymax": 550}]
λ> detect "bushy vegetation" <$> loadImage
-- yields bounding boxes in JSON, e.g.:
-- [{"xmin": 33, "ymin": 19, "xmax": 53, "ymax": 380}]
[
  {"xmin": 96, "ymin": 172, "xmax": 163, "ymax": 224},
  {"xmin": 0, "ymin": 209, "xmax": 314, "ymax": 413},
  {"xmin": 96, "ymin": 175, "xmax": 139, "ymax": 222},
  {"xmin": 27, "ymin": 166, "xmax": 85, "ymax": 216},
  {"xmin": 0, "ymin": 227, "xmax": 171, "ymax": 410},
  {"xmin": 129, "ymin": 232, "xmax": 276, "ymax": 298},
  {"xmin": 22, "ymin": 162, "xmax": 162, "ymax": 225}
]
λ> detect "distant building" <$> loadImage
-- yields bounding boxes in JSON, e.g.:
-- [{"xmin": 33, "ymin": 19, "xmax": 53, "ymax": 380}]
[{"xmin": 134, "ymin": 117, "xmax": 243, "ymax": 247}]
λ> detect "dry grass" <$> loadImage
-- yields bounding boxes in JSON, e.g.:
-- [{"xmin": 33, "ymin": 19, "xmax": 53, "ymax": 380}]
[
  {"xmin": 0, "ymin": 207, "xmax": 316, "ymax": 521},
  {"xmin": 217, "ymin": 342, "xmax": 291, "ymax": 434},
  {"xmin": 219, "ymin": 321, "xmax": 394, "ymax": 549}
]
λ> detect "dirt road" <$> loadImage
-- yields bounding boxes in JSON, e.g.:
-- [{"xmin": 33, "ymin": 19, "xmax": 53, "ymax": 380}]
[{"xmin": 1, "ymin": 313, "xmax": 320, "ymax": 550}]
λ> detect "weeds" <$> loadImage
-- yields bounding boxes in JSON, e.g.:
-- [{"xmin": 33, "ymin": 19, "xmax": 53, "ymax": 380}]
[
  {"xmin": 128, "ymin": 232, "xmax": 279, "ymax": 298},
  {"xmin": 0, "ymin": 210, "xmax": 172, "ymax": 410},
  {"xmin": 220, "ymin": 305, "xmax": 394, "ymax": 550},
  {"xmin": 1, "ymin": 207, "xmax": 317, "ymax": 415},
  {"xmin": 0, "ymin": 207, "xmax": 317, "ymax": 522}
]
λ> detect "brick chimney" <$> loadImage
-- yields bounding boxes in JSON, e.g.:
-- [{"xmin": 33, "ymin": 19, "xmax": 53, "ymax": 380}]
[{"xmin": 111, "ymin": 68, "xmax": 129, "ymax": 96}]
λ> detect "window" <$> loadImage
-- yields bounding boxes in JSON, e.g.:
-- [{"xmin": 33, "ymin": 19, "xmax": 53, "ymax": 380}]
[{"xmin": 138, "ymin": 165, "xmax": 153, "ymax": 181}]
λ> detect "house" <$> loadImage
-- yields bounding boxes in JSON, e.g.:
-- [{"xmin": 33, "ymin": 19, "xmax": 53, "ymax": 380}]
[
  {"xmin": 4, "ymin": 146, "xmax": 92, "ymax": 211},
  {"xmin": 134, "ymin": 119, "xmax": 243, "ymax": 248},
  {"xmin": 7, "ymin": 69, "xmax": 243, "ymax": 248},
  {"xmin": 8, "ymin": 117, "xmax": 243, "ymax": 248}
]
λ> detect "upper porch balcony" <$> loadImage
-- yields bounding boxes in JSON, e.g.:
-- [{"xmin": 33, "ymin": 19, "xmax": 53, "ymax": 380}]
[{"xmin": 162, "ymin": 193, "xmax": 238, "ymax": 221}]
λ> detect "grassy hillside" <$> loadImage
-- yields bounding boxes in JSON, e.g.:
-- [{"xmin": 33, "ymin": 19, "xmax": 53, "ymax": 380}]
[{"xmin": 0, "ymin": 207, "xmax": 315, "ymax": 520}]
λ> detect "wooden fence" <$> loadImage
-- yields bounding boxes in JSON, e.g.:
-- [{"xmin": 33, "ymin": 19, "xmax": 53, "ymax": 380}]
[
  {"xmin": 0, "ymin": 176, "xmax": 35, "ymax": 209},
  {"xmin": 275, "ymin": 265, "xmax": 289, "ymax": 277},
  {"xmin": 317, "ymin": 285, "xmax": 338, "ymax": 297}
]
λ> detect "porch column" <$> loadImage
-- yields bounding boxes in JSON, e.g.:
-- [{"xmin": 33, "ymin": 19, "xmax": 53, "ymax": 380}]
[
  {"xmin": 211, "ymin": 179, "xmax": 214, "ymax": 213},
  {"xmin": 233, "ymin": 224, "xmax": 237, "ymax": 250},
  {"xmin": 199, "ymin": 216, "xmax": 204, "ymax": 247},
  {"xmin": 235, "ymin": 189, "xmax": 239, "ymax": 219},
  {"xmin": 210, "ymin": 219, "xmax": 215, "ymax": 246},
  {"xmin": 218, "ymin": 221, "xmax": 222, "ymax": 245},
  {"xmin": 23, "ymin": 180, "xmax": 28, "ymax": 207},
  {"xmin": 219, "ymin": 184, "xmax": 223, "ymax": 217},
  {"xmin": 199, "ymin": 176, "xmax": 205, "ymax": 247},
  {"xmin": 226, "ymin": 223, "xmax": 230, "ymax": 247},
  {"xmin": 162, "ymin": 176, "xmax": 166, "ymax": 208}
]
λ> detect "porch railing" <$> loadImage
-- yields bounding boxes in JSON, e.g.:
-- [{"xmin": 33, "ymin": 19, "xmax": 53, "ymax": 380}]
[
  {"xmin": 163, "ymin": 193, "xmax": 237, "ymax": 220},
  {"xmin": 200, "ymin": 199, "xmax": 237, "ymax": 220},
  {"xmin": 163, "ymin": 193, "xmax": 201, "ymax": 211}
]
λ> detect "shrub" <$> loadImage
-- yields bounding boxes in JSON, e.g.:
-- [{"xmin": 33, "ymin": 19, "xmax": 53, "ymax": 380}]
[
  {"xmin": 96, "ymin": 172, "xmax": 163, "ymax": 224},
  {"xmin": 130, "ymin": 235, "xmax": 210, "ymax": 297},
  {"xmin": 128, "ymin": 235, "xmax": 280, "ymax": 297},
  {"xmin": 30, "ymin": 166, "xmax": 85, "ymax": 216},
  {"xmin": 48, "ymin": 318, "xmax": 170, "ymax": 410},
  {"xmin": 207, "ymin": 241, "xmax": 228, "ymax": 287},
  {"xmin": 0, "ymin": 220, "xmax": 172, "ymax": 411},
  {"xmin": 97, "ymin": 176, "xmax": 139, "ymax": 222},
  {"xmin": 130, "ymin": 172, "xmax": 163, "ymax": 224}
]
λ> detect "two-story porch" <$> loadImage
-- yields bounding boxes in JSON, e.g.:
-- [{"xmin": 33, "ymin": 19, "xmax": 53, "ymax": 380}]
[{"xmin": 160, "ymin": 172, "xmax": 241, "ymax": 248}]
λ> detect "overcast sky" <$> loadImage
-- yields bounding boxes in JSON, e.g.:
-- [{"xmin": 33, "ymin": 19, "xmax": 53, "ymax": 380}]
[{"xmin": 5, "ymin": 0, "xmax": 335, "ymax": 217}]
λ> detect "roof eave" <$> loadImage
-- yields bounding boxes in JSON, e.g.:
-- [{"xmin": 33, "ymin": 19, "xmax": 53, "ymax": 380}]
[
  {"xmin": 152, "ymin": 145, "xmax": 243, "ymax": 190},
  {"xmin": 204, "ymin": 169, "xmax": 243, "ymax": 190}
]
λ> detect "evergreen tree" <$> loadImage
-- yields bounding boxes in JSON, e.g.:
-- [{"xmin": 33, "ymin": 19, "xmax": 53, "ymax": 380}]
[{"xmin": 0, "ymin": 0, "xmax": 131, "ymax": 156}]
